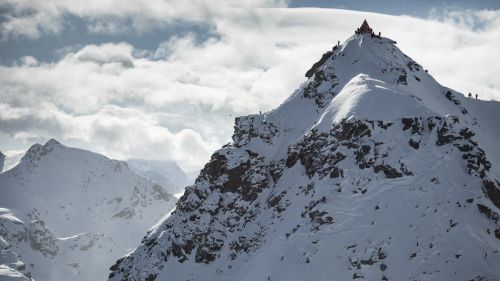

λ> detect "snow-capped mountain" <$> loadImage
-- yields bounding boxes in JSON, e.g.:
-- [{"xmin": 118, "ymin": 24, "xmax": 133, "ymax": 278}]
[
  {"xmin": 0, "ymin": 139, "xmax": 177, "ymax": 281},
  {"xmin": 109, "ymin": 22, "xmax": 500, "ymax": 281},
  {"xmin": 127, "ymin": 159, "xmax": 192, "ymax": 195}
]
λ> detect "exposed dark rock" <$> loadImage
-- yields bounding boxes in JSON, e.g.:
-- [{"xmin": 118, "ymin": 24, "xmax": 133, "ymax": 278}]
[
  {"xmin": 396, "ymin": 68, "xmax": 408, "ymax": 85},
  {"xmin": 477, "ymin": 204, "xmax": 500, "ymax": 239},
  {"xmin": 444, "ymin": 90, "xmax": 468, "ymax": 115},
  {"xmin": 436, "ymin": 122, "xmax": 457, "ymax": 146},
  {"xmin": 330, "ymin": 167, "xmax": 344, "ymax": 178},
  {"xmin": 333, "ymin": 120, "xmax": 371, "ymax": 141},
  {"xmin": 408, "ymin": 139, "xmax": 420, "ymax": 149},
  {"xmin": 407, "ymin": 61, "xmax": 420, "ymax": 72},
  {"xmin": 459, "ymin": 128, "xmax": 475, "ymax": 139},
  {"xmin": 374, "ymin": 165, "xmax": 402, "ymax": 178},
  {"xmin": 482, "ymin": 180, "xmax": 500, "ymax": 209},
  {"xmin": 353, "ymin": 273, "xmax": 364, "ymax": 279},
  {"xmin": 380, "ymin": 263, "xmax": 387, "ymax": 271},
  {"xmin": 286, "ymin": 152, "xmax": 299, "ymax": 168},
  {"xmin": 401, "ymin": 117, "xmax": 423, "ymax": 134},
  {"xmin": 305, "ymin": 51, "xmax": 333, "ymax": 78},
  {"xmin": 308, "ymin": 210, "xmax": 334, "ymax": 225},
  {"xmin": 377, "ymin": 121, "xmax": 393, "ymax": 130},
  {"xmin": 269, "ymin": 160, "xmax": 285, "ymax": 183},
  {"xmin": 198, "ymin": 153, "xmax": 227, "ymax": 183},
  {"xmin": 233, "ymin": 116, "xmax": 279, "ymax": 146}
]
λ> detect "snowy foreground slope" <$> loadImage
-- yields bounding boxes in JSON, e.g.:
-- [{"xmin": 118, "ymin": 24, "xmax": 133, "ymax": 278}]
[
  {"xmin": 109, "ymin": 32, "xmax": 500, "ymax": 281},
  {"xmin": 0, "ymin": 140, "xmax": 177, "ymax": 281}
]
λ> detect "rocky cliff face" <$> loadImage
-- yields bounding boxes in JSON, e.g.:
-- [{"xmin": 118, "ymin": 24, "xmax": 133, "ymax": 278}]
[
  {"xmin": 0, "ymin": 140, "xmax": 177, "ymax": 281},
  {"xmin": 109, "ymin": 31, "xmax": 500, "ymax": 281}
]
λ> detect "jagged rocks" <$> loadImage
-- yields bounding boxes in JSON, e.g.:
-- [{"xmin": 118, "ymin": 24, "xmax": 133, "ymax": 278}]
[
  {"xmin": 396, "ymin": 69, "xmax": 408, "ymax": 85},
  {"xmin": 401, "ymin": 117, "xmax": 423, "ymax": 134},
  {"xmin": 373, "ymin": 164, "xmax": 402, "ymax": 178},
  {"xmin": 444, "ymin": 90, "xmax": 468, "ymax": 115},
  {"xmin": 302, "ymin": 54, "xmax": 339, "ymax": 108},
  {"xmin": 407, "ymin": 61, "xmax": 421, "ymax": 72},
  {"xmin": 333, "ymin": 120, "xmax": 371, "ymax": 141},
  {"xmin": 436, "ymin": 122, "xmax": 458, "ymax": 146},
  {"xmin": 408, "ymin": 139, "xmax": 420, "ymax": 149},
  {"xmin": 476, "ymin": 204, "xmax": 500, "ymax": 239},
  {"xmin": 482, "ymin": 180, "xmax": 500, "ymax": 210},
  {"xmin": 330, "ymin": 167, "xmax": 344, "ymax": 178},
  {"xmin": 305, "ymin": 51, "xmax": 334, "ymax": 78},
  {"xmin": 233, "ymin": 116, "xmax": 279, "ymax": 146},
  {"xmin": 196, "ymin": 150, "xmax": 268, "ymax": 202}
]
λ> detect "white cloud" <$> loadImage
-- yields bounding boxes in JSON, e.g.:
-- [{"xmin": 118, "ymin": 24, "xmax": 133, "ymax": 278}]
[
  {"xmin": 0, "ymin": 7, "xmax": 499, "ymax": 174},
  {"xmin": 0, "ymin": 0, "xmax": 287, "ymax": 39}
]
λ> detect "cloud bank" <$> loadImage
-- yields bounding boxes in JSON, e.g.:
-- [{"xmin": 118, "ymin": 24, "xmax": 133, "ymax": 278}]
[
  {"xmin": 0, "ymin": 6, "xmax": 499, "ymax": 174},
  {"xmin": 0, "ymin": 0, "xmax": 286, "ymax": 39}
]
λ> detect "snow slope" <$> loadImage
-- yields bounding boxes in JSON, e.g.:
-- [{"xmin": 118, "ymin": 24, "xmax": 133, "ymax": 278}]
[
  {"xmin": 109, "ymin": 30, "xmax": 500, "ymax": 281},
  {"xmin": 0, "ymin": 140, "xmax": 177, "ymax": 281}
]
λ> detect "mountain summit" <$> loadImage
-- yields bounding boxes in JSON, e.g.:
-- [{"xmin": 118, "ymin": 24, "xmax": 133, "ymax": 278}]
[{"xmin": 109, "ymin": 22, "xmax": 500, "ymax": 281}]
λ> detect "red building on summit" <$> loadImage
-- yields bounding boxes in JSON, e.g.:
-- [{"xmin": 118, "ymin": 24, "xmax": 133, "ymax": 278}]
[
  {"xmin": 359, "ymin": 20, "xmax": 373, "ymax": 33},
  {"xmin": 355, "ymin": 20, "xmax": 380, "ymax": 37}
]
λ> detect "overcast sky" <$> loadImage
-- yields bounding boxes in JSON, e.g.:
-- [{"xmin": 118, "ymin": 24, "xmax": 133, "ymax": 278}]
[{"xmin": 0, "ymin": 0, "xmax": 499, "ymax": 175}]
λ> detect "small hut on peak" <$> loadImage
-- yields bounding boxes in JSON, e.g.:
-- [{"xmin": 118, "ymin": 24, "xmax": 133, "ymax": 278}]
[
  {"xmin": 359, "ymin": 20, "xmax": 372, "ymax": 33},
  {"xmin": 355, "ymin": 20, "xmax": 381, "ymax": 38}
]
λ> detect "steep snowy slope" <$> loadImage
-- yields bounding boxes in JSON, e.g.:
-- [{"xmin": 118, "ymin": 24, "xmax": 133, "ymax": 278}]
[
  {"xmin": 109, "ymin": 24, "xmax": 500, "ymax": 281},
  {"xmin": 0, "ymin": 140, "xmax": 177, "ymax": 281},
  {"xmin": 127, "ymin": 159, "xmax": 191, "ymax": 195}
]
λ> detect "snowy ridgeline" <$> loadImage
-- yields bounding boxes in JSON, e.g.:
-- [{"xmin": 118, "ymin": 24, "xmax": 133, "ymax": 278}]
[
  {"xmin": 108, "ymin": 32, "xmax": 500, "ymax": 281},
  {"xmin": 0, "ymin": 140, "xmax": 179, "ymax": 281}
]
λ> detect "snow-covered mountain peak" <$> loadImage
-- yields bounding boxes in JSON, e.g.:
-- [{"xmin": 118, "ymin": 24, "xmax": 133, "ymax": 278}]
[
  {"xmin": 273, "ymin": 31, "xmax": 466, "ymax": 129},
  {"xmin": 108, "ymin": 23, "xmax": 500, "ymax": 281},
  {"xmin": 20, "ymin": 138, "xmax": 64, "ymax": 165},
  {"xmin": 0, "ymin": 140, "xmax": 178, "ymax": 281}
]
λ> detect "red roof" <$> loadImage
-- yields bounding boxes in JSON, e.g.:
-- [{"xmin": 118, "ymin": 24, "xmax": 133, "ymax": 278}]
[{"xmin": 359, "ymin": 20, "xmax": 372, "ymax": 33}]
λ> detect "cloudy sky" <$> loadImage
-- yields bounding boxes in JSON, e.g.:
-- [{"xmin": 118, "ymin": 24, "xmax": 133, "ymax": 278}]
[{"xmin": 1, "ymin": 0, "xmax": 499, "ymax": 175}]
